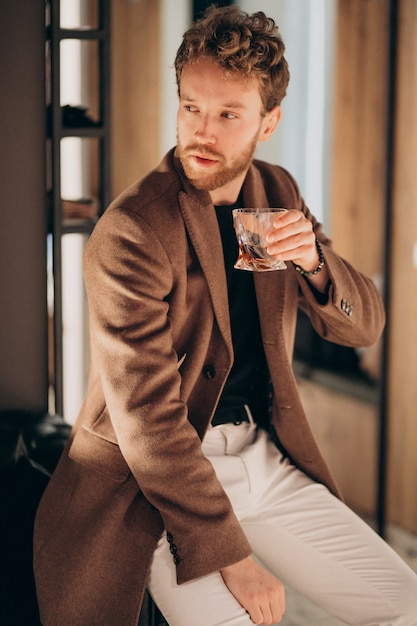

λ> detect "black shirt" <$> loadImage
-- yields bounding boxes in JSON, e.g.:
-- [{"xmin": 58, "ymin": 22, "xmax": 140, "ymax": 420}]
[{"xmin": 214, "ymin": 204, "xmax": 270, "ymax": 426}]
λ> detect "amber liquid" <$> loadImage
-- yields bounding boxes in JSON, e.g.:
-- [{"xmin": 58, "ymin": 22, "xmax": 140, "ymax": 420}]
[{"xmin": 236, "ymin": 244, "xmax": 279, "ymax": 271}]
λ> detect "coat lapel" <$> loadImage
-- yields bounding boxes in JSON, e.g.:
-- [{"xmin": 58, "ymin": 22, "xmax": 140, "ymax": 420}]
[{"xmin": 177, "ymin": 188, "xmax": 233, "ymax": 357}]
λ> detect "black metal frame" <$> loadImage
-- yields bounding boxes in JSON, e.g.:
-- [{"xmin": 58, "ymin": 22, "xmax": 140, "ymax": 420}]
[
  {"xmin": 193, "ymin": 0, "xmax": 233, "ymax": 20},
  {"xmin": 377, "ymin": 0, "xmax": 399, "ymax": 539},
  {"xmin": 47, "ymin": 0, "xmax": 112, "ymax": 417}
]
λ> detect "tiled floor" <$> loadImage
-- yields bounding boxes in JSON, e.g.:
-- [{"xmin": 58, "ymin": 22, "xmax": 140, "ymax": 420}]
[{"xmin": 274, "ymin": 522, "xmax": 417, "ymax": 625}]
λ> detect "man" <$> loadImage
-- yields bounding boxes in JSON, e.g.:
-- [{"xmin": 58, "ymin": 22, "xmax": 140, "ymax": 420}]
[{"xmin": 34, "ymin": 5, "xmax": 417, "ymax": 625}]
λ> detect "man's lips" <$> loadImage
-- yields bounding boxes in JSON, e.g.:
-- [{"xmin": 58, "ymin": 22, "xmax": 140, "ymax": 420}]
[
  {"xmin": 192, "ymin": 154, "xmax": 218, "ymax": 167},
  {"xmin": 184, "ymin": 147, "xmax": 222, "ymax": 168}
]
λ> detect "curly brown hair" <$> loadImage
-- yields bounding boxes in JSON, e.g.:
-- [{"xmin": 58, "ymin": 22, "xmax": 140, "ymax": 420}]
[{"xmin": 174, "ymin": 4, "xmax": 290, "ymax": 112}]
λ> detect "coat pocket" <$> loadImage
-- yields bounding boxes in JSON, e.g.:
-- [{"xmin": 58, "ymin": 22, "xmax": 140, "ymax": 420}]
[{"xmin": 68, "ymin": 427, "xmax": 130, "ymax": 482}]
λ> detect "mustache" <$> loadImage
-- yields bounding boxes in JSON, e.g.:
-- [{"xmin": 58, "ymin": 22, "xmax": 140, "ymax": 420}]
[{"xmin": 183, "ymin": 145, "xmax": 223, "ymax": 160}]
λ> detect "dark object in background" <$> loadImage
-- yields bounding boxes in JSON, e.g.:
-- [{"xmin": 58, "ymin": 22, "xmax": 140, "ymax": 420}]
[
  {"xmin": 193, "ymin": 0, "xmax": 232, "ymax": 20},
  {"xmin": 294, "ymin": 309, "xmax": 361, "ymax": 376},
  {"xmin": 0, "ymin": 411, "xmax": 168, "ymax": 626},
  {"xmin": 0, "ymin": 410, "xmax": 71, "ymax": 626}
]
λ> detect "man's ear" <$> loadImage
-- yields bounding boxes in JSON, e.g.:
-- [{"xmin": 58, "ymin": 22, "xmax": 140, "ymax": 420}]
[{"xmin": 259, "ymin": 106, "xmax": 282, "ymax": 143}]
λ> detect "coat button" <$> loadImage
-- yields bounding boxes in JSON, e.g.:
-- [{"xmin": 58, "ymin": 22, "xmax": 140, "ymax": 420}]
[
  {"xmin": 341, "ymin": 299, "xmax": 353, "ymax": 316},
  {"xmin": 203, "ymin": 365, "xmax": 216, "ymax": 379}
]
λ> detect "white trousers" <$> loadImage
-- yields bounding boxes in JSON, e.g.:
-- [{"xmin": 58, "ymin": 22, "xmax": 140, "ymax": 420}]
[{"xmin": 147, "ymin": 423, "xmax": 417, "ymax": 625}]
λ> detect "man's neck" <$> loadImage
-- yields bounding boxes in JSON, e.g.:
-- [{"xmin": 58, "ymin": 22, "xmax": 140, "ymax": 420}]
[{"xmin": 208, "ymin": 171, "xmax": 247, "ymax": 206}]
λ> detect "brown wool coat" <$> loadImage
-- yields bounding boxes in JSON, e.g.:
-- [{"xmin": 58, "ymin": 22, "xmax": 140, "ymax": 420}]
[{"xmin": 33, "ymin": 149, "xmax": 385, "ymax": 625}]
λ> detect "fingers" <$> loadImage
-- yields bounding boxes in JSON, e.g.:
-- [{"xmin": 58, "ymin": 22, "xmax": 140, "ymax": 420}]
[
  {"xmin": 265, "ymin": 209, "xmax": 317, "ymax": 267},
  {"xmin": 267, "ymin": 209, "xmax": 313, "ymax": 246},
  {"xmin": 269, "ymin": 581, "xmax": 286, "ymax": 623},
  {"xmin": 248, "ymin": 580, "xmax": 286, "ymax": 624},
  {"xmin": 221, "ymin": 557, "xmax": 286, "ymax": 625}
]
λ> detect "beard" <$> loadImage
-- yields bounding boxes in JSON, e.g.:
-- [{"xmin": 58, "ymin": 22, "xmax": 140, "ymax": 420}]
[{"xmin": 177, "ymin": 131, "xmax": 260, "ymax": 192}]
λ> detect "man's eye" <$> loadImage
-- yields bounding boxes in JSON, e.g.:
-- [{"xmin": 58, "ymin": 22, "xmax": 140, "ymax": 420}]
[
  {"xmin": 222, "ymin": 112, "xmax": 237, "ymax": 120},
  {"xmin": 184, "ymin": 105, "xmax": 198, "ymax": 113}
]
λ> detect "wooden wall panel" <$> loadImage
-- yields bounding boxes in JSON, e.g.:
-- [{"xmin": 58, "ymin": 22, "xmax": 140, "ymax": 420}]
[
  {"xmin": 386, "ymin": 0, "xmax": 417, "ymax": 532},
  {"xmin": 111, "ymin": 0, "xmax": 160, "ymax": 198},
  {"xmin": 331, "ymin": 0, "xmax": 417, "ymax": 533},
  {"xmin": 299, "ymin": 379, "xmax": 378, "ymax": 517},
  {"xmin": 322, "ymin": 0, "xmax": 391, "ymax": 523},
  {"xmin": 330, "ymin": 0, "xmax": 389, "ymax": 279}
]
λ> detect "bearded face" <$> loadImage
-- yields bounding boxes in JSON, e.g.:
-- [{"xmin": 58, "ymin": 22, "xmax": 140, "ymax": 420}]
[{"xmin": 176, "ymin": 58, "xmax": 277, "ymax": 204}]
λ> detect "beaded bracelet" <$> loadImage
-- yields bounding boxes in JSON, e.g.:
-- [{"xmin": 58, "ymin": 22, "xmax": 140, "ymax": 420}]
[{"xmin": 292, "ymin": 239, "xmax": 325, "ymax": 277}]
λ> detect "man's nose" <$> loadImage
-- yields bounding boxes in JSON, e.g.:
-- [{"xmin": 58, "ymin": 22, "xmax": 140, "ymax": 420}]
[{"xmin": 194, "ymin": 115, "xmax": 216, "ymax": 144}]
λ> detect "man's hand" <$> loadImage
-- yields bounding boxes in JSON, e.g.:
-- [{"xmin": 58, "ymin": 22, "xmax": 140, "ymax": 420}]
[
  {"xmin": 265, "ymin": 209, "xmax": 329, "ymax": 293},
  {"xmin": 220, "ymin": 556, "xmax": 286, "ymax": 624}
]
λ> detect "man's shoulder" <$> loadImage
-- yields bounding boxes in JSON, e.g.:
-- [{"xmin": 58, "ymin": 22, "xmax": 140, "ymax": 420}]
[
  {"xmin": 252, "ymin": 158, "xmax": 297, "ymax": 188},
  {"xmin": 109, "ymin": 149, "xmax": 181, "ymax": 214},
  {"xmin": 249, "ymin": 159, "xmax": 302, "ymax": 208}
]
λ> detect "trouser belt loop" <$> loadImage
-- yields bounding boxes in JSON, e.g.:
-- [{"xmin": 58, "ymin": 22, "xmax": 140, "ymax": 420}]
[{"xmin": 211, "ymin": 404, "xmax": 255, "ymax": 427}]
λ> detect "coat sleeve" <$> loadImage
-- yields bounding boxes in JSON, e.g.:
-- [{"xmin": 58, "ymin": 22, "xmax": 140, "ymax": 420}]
[
  {"xmin": 297, "ymin": 243, "xmax": 385, "ymax": 348},
  {"xmin": 275, "ymin": 165, "xmax": 385, "ymax": 347},
  {"xmin": 83, "ymin": 205, "xmax": 252, "ymax": 585}
]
